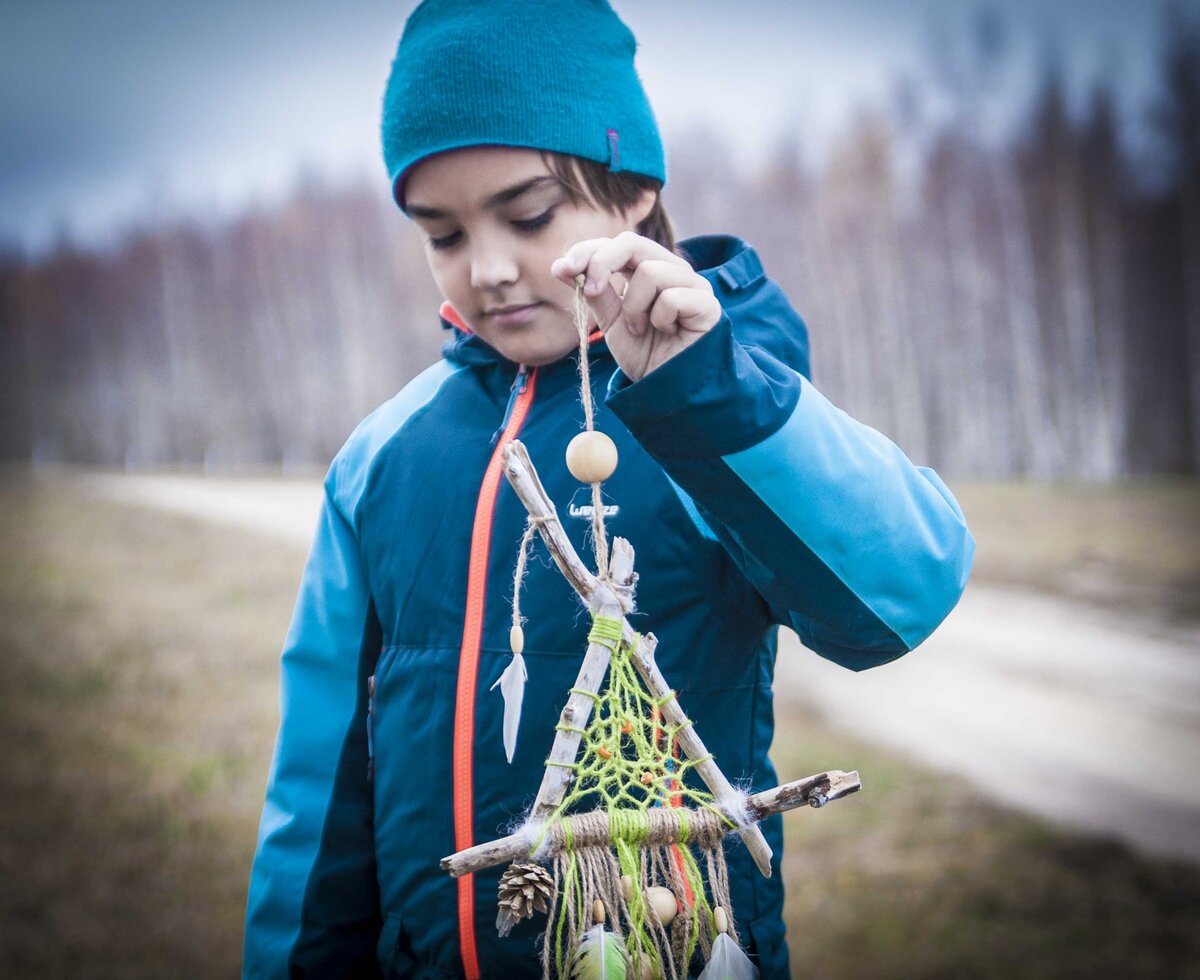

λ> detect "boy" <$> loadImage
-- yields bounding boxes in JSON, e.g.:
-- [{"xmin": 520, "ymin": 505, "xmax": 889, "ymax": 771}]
[{"xmin": 243, "ymin": 2, "xmax": 974, "ymax": 977}]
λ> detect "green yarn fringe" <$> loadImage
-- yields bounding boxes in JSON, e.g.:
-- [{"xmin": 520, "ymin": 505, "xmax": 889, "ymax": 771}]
[{"xmin": 535, "ymin": 615, "xmax": 736, "ymax": 980}]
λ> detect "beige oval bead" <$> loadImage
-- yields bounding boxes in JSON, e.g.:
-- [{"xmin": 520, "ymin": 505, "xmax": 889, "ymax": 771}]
[
  {"xmin": 714, "ymin": 906, "xmax": 729, "ymax": 935},
  {"xmin": 646, "ymin": 886, "xmax": 677, "ymax": 926},
  {"xmin": 509, "ymin": 623, "xmax": 525, "ymax": 655},
  {"xmin": 565, "ymin": 431, "xmax": 618, "ymax": 484},
  {"xmin": 592, "ymin": 898, "xmax": 606, "ymax": 924},
  {"xmin": 621, "ymin": 875, "xmax": 635, "ymax": 903},
  {"xmin": 639, "ymin": 958, "xmax": 655, "ymax": 980}
]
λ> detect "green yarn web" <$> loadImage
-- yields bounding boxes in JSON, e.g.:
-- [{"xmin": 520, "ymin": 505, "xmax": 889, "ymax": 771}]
[{"xmin": 539, "ymin": 614, "xmax": 730, "ymax": 977}]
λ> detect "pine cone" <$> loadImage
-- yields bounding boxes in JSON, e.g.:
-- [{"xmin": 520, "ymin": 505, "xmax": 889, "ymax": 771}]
[{"xmin": 495, "ymin": 862, "xmax": 554, "ymax": 936}]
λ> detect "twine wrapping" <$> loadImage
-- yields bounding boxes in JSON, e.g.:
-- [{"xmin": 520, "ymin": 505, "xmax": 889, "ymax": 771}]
[{"xmin": 574, "ymin": 279, "xmax": 611, "ymax": 580}]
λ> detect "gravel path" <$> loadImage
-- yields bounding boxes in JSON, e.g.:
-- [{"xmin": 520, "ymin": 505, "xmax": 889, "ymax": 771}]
[{"xmin": 83, "ymin": 472, "xmax": 1200, "ymax": 863}]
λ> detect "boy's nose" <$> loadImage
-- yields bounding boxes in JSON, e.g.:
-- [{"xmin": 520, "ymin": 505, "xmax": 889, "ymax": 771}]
[{"xmin": 470, "ymin": 245, "xmax": 519, "ymax": 291}]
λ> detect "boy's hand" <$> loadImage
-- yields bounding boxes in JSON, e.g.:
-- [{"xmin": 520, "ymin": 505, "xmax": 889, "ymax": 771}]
[{"xmin": 551, "ymin": 232, "xmax": 721, "ymax": 382}]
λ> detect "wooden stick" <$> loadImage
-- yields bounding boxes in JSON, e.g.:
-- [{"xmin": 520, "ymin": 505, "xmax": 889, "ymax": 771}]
[
  {"xmin": 742, "ymin": 768, "xmax": 862, "ymax": 818},
  {"xmin": 441, "ymin": 770, "xmax": 861, "ymax": 877},
  {"xmin": 501, "ymin": 439, "xmax": 774, "ymax": 878},
  {"xmin": 527, "ymin": 539, "xmax": 647, "ymax": 821},
  {"xmin": 503, "ymin": 441, "xmax": 601, "ymax": 605}
]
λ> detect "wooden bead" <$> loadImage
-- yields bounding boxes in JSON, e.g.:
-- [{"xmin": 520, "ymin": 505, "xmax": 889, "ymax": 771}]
[
  {"xmin": 640, "ymin": 771, "xmax": 654, "ymax": 785},
  {"xmin": 621, "ymin": 875, "xmax": 635, "ymax": 902},
  {"xmin": 646, "ymin": 886, "xmax": 677, "ymax": 926},
  {"xmin": 509, "ymin": 623, "xmax": 524, "ymax": 655},
  {"xmin": 566, "ymin": 431, "xmax": 618, "ymax": 484},
  {"xmin": 714, "ymin": 906, "xmax": 729, "ymax": 935},
  {"xmin": 593, "ymin": 898, "xmax": 606, "ymax": 924}
]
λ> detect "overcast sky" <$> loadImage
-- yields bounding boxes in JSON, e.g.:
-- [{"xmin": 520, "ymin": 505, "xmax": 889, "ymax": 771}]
[{"xmin": 0, "ymin": 0, "xmax": 1171, "ymax": 255}]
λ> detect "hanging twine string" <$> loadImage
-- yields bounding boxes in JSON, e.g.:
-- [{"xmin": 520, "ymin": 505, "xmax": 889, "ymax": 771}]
[
  {"xmin": 496, "ymin": 514, "xmax": 557, "ymax": 763},
  {"xmin": 511, "ymin": 515, "xmax": 553, "ymax": 640},
  {"xmin": 574, "ymin": 280, "xmax": 598, "ymax": 432},
  {"xmin": 574, "ymin": 278, "xmax": 611, "ymax": 580}
]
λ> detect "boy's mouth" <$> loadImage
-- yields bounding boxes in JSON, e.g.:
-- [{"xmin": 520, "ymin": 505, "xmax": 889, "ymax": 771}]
[{"xmin": 484, "ymin": 302, "xmax": 542, "ymax": 327}]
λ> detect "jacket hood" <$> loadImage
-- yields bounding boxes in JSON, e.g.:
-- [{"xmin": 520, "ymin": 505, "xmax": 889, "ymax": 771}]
[{"xmin": 438, "ymin": 234, "xmax": 811, "ymax": 380}]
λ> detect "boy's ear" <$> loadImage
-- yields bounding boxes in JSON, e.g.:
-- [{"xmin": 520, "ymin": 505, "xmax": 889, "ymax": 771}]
[{"xmin": 627, "ymin": 187, "xmax": 657, "ymax": 228}]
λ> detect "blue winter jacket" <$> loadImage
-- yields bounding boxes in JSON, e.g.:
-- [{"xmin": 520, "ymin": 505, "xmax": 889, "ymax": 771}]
[{"xmin": 243, "ymin": 234, "xmax": 975, "ymax": 979}]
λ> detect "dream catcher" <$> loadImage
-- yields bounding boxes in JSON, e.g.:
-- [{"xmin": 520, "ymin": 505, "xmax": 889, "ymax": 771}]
[{"xmin": 442, "ymin": 283, "xmax": 861, "ymax": 979}]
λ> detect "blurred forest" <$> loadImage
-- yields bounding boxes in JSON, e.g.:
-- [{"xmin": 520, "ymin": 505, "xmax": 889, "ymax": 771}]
[{"xmin": 1, "ymin": 8, "xmax": 1198, "ymax": 478}]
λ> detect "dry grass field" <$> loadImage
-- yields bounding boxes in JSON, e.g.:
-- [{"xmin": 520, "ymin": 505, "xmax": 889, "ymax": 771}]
[
  {"xmin": 1, "ymin": 467, "xmax": 1198, "ymax": 978},
  {"xmin": 953, "ymin": 479, "xmax": 1200, "ymax": 622}
]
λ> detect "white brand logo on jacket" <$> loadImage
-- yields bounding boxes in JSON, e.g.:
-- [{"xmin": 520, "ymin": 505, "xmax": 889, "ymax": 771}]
[{"xmin": 568, "ymin": 502, "xmax": 619, "ymax": 520}]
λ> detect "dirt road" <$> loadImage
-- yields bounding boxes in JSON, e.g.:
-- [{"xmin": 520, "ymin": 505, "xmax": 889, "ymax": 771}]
[
  {"xmin": 82, "ymin": 471, "xmax": 1200, "ymax": 863},
  {"xmin": 774, "ymin": 589, "xmax": 1200, "ymax": 862}
]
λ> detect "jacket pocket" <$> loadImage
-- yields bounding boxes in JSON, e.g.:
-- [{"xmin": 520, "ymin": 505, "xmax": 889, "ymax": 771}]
[
  {"xmin": 746, "ymin": 911, "xmax": 791, "ymax": 980},
  {"xmin": 376, "ymin": 910, "xmax": 417, "ymax": 978}
]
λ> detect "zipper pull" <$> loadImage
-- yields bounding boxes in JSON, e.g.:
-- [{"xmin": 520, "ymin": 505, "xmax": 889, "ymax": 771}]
[{"xmin": 490, "ymin": 364, "xmax": 529, "ymax": 446}]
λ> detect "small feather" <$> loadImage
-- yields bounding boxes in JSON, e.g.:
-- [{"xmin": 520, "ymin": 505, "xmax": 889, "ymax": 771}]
[
  {"xmin": 571, "ymin": 925, "xmax": 626, "ymax": 980},
  {"xmin": 496, "ymin": 907, "xmax": 520, "ymax": 938},
  {"xmin": 697, "ymin": 933, "xmax": 758, "ymax": 980},
  {"xmin": 490, "ymin": 651, "xmax": 527, "ymax": 763}
]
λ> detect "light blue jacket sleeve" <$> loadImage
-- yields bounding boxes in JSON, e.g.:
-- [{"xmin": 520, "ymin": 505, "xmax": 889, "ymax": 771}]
[
  {"xmin": 242, "ymin": 477, "xmax": 379, "ymax": 977},
  {"xmin": 607, "ymin": 312, "xmax": 975, "ymax": 670}
]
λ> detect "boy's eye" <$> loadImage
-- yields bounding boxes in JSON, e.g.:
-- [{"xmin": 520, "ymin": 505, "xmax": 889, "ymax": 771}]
[
  {"xmin": 425, "ymin": 208, "xmax": 554, "ymax": 250},
  {"xmin": 512, "ymin": 208, "xmax": 555, "ymax": 233},
  {"xmin": 428, "ymin": 230, "xmax": 462, "ymax": 251}
]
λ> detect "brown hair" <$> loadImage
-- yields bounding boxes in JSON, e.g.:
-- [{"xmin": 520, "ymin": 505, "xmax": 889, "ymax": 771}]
[{"xmin": 541, "ymin": 152, "xmax": 676, "ymax": 252}]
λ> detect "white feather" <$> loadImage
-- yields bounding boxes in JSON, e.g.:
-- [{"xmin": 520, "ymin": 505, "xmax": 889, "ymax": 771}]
[
  {"xmin": 490, "ymin": 651, "xmax": 527, "ymax": 763},
  {"xmin": 697, "ymin": 933, "xmax": 758, "ymax": 980}
]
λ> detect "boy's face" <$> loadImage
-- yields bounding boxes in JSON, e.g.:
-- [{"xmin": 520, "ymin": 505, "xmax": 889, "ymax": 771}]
[{"xmin": 404, "ymin": 146, "xmax": 655, "ymax": 367}]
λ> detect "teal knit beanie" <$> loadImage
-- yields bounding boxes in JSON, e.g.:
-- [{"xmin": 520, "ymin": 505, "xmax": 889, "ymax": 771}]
[{"xmin": 381, "ymin": 0, "xmax": 666, "ymax": 208}]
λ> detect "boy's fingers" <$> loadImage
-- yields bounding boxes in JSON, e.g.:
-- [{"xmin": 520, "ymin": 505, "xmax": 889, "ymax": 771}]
[
  {"xmin": 553, "ymin": 233, "xmax": 687, "ymax": 293},
  {"xmin": 586, "ymin": 274, "xmax": 626, "ymax": 335},
  {"xmin": 550, "ymin": 239, "xmax": 607, "ymax": 284},
  {"xmin": 650, "ymin": 287, "xmax": 711, "ymax": 334},
  {"xmin": 621, "ymin": 261, "xmax": 700, "ymax": 336},
  {"xmin": 577, "ymin": 232, "xmax": 683, "ymax": 295}
]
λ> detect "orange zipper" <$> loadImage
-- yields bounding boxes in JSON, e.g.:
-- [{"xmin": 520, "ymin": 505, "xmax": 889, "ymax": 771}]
[{"xmin": 453, "ymin": 364, "xmax": 538, "ymax": 980}]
